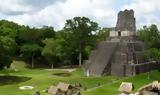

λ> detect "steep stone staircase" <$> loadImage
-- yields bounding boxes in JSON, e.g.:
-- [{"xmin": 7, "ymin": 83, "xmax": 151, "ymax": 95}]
[{"xmin": 83, "ymin": 38, "xmax": 120, "ymax": 76}]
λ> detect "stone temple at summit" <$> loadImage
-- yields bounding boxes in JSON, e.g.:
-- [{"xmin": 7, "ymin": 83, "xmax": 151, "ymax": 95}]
[
  {"xmin": 83, "ymin": 9, "xmax": 159, "ymax": 77},
  {"xmin": 110, "ymin": 9, "xmax": 136, "ymax": 37}
]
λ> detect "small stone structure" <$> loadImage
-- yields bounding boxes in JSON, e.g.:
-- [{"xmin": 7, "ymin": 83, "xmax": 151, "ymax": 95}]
[
  {"xmin": 119, "ymin": 82, "xmax": 133, "ymax": 94},
  {"xmin": 48, "ymin": 86, "xmax": 62, "ymax": 95},
  {"xmin": 137, "ymin": 81, "xmax": 160, "ymax": 95},
  {"xmin": 48, "ymin": 82, "xmax": 80, "ymax": 95},
  {"xmin": 83, "ymin": 9, "xmax": 160, "ymax": 77},
  {"xmin": 119, "ymin": 81, "xmax": 160, "ymax": 95}
]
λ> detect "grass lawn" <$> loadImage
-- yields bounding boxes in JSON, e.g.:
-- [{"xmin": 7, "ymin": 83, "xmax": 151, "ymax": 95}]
[
  {"xmin": 0, "ymin": 60, "xmax": 160, "ymax": 95},
  {"xmin": 82, "ymin": 71, "xmax": 160, "ymax": 95},
  {"xmin": 0, "ymin": 61, "xmax": 120, "ymax": 95}
]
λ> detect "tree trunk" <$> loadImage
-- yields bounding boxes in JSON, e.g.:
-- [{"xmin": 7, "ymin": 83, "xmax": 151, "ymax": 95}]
[
  {"xmin": 79, "ymin": 52, "xmax": 82, "ymax": 67},
  {"xmin": 158, "ymin": 63, "xmax": 160, "ymax": 72},
  {"xmin": 69, "ymin": 60, "xmax": 72, "ymax": 68},
  {"xmin": 31, "ymin": 53, "xmax": 34, "ymax": 68},
  {"xmin": 51, "ymin": 64, "xmax": 53, "ymax": 69},
  {"xmin": 147, "ymin": 72, "xmax": 150, "ymax": 80}
]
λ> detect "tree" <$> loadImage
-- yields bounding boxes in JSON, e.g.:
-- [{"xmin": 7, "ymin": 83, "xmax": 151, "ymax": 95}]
[
  {"xmin": 96, "ymin": 28, "xmax": 109, "ymax": 41},
  {"xmin": 64, "ymin": 17, "xmax": 99, "ymax": 66},
  {"xmin": 55, "ymin": 30, "xmax": 75, "ymax": 65},
  {"xmin": 42, "ymin": 33, "xmax": 73, "ymax": 68},
  {"xmin": 42, "ymin": 38, "xmax": 57, "ymax": 69},
  {"xmin": 0, "ymin": 40, "xmax": 12, "ymax": 70},
  {"xmin": 0, "ymin": 18, "xmax": 99, "ymax": 69},
  {"xmin": 0, "ymin": 20, "xmax": 57, "ymax": 69},
  {"xmin": 0, "ymin": 20, "xmax": 19, "ymax": 70},
  {"xmin": 144, "ymin": 48, "xmax": 160, "ymax": 63},
  {"xmin": 138, "ymin": 24, "xmax": 160, "ymax": 49},
  {"xmin": 17, "ymin": 27, "xmax": 43, "ymax": 68},
  {"xmin": 40, "ymin": 26, "xmax": 55, "ymax": 39},
  {"xmin": 0, "ymin": 36, "xmax": 17, "ymax": 56},
  {"xmin": 138, "ymin": 24, "xmax": 160, "ymax": 72},
  {"xmin": 20, "ymin": 44, "xmax": 42, "ymax": 68},
  {"xmin": 138, "ymin": 24, "xmax": 160, "ymax": 62}
]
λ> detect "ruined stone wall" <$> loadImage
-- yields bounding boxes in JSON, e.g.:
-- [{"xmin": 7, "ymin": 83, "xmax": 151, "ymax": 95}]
[
  {"xmin": 135, "ymin": 63, "xmax": 159, "ymax": 74},
  {"xmin": 125, "ymin": 63, "xmax": 160, "ymax": 76}
]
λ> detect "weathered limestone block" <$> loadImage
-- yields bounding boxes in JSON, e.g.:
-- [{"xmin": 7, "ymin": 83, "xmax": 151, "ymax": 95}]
[{"xmin": 119, "ymin": 82, "xmax": 133, "ymax": 93}]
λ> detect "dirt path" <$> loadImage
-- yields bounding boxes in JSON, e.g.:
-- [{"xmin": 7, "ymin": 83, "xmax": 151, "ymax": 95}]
[{"xmin": 45, "ymin": 69, "xmax": 76, "ymax": 72}]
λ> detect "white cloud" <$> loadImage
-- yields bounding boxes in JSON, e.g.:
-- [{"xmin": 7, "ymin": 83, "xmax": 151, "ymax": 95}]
[
  {"xmin": 121, "ymin": 0, "xmax": 160, "ymax": 29},
  {"xmin": 6, "ymin": 0, "xmax": 116, "ymax": 30},
  {"xmin": 0, "ymin": 0, "xmax": 60, "ymax": 15},
  {"xmin": 0, "ymin": 0, "xmax": 33, "ymax": 15},
  {"xmin": 2, "ymin": 0, "xmax": 160, "ymax": 30}
]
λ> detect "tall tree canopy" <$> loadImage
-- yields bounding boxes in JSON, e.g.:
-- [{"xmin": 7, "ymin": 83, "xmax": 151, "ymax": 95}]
[
  {"xmin": 0, "ymin": 20, "xmax": 56, "ymax": 69},
  {"xmin": 137, "ymin": 24, "xmax": 160, "ymax": 63},
  {"xmin": 96, "ymin": 28, "xmax": 110, "ymax": 41},
  {"xmin": 64, "ymin": 17, "xmax": 99, "ymax": 66},
  {"xmin": 0, "ymin": 20, "xmax": 19, "ymax": 69},
  {"xmin": 42, "ymin": 38, "xmax": 59, "ymax": 68},
  {"xmin": 138, "ymin": 24, "xmax": 160, "ymax": 49}
]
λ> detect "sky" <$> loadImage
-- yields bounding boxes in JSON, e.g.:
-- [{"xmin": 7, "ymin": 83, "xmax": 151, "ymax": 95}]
[{"xmin": 0, "ymin": 0, "xmax": 160, "ymax": 30}]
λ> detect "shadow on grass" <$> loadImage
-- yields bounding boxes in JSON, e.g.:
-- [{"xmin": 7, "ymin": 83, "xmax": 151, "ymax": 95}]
[
  {"xmin": 0, "ymin": 75, "xmax": 31, "ymax": 86},
  {"xmin": 53, "ymin": 72, "xmax": 71, "ymax": 77}
]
